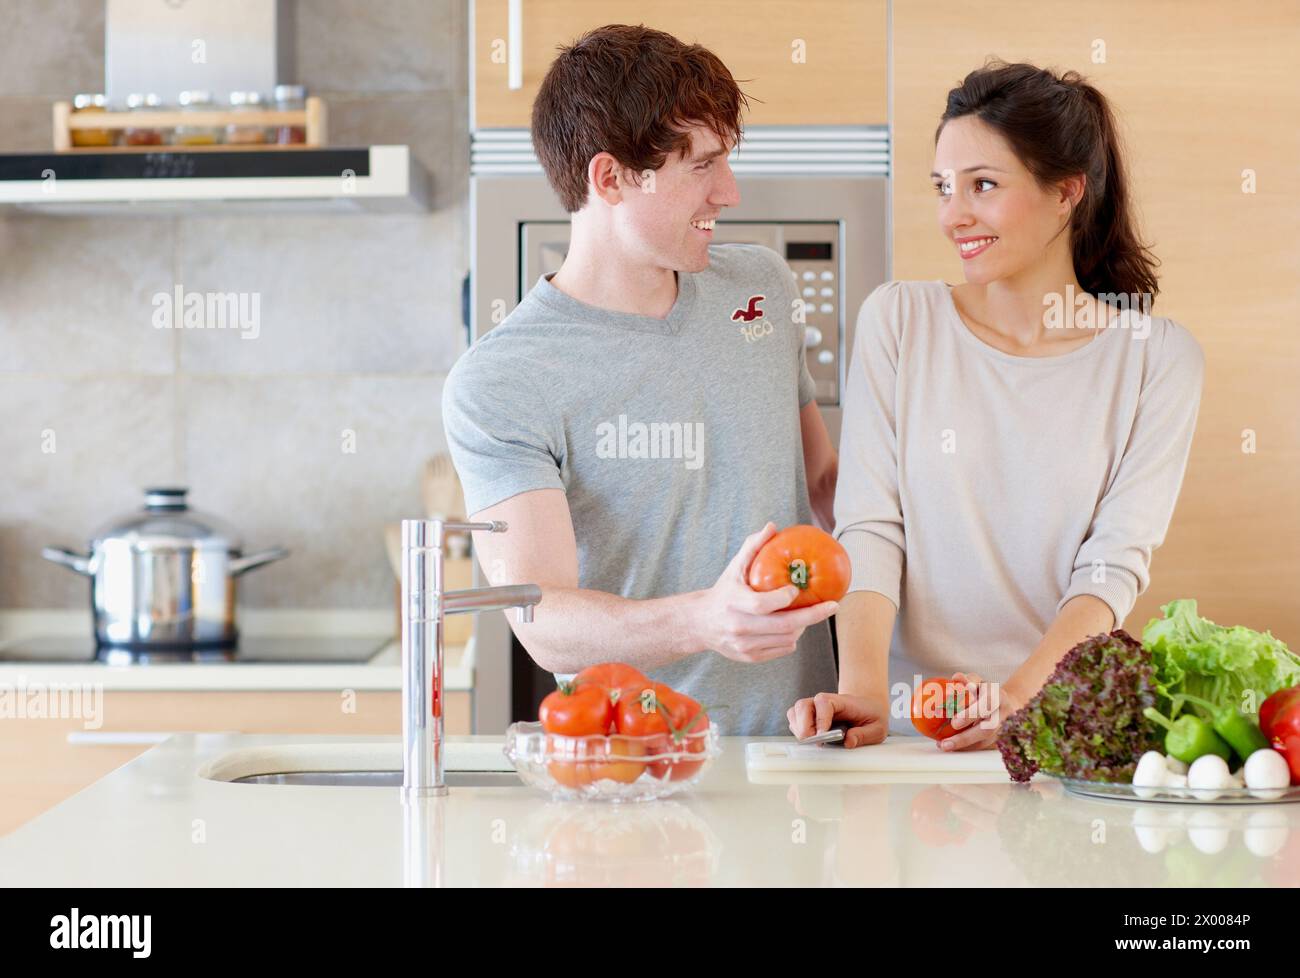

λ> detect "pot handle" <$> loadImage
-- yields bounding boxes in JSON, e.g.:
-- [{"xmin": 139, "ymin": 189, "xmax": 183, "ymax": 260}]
[
  {"xmin": 229, "ymin": 546, "xmax": 289, "ymax": 576},
  {"xmin": 41, "ymin": 546, "xmax": 94, "ymax": 575}
]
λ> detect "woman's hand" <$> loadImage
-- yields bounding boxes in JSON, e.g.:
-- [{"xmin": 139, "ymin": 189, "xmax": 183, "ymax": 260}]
[
  {"xmin": 786, "ymin": 691, "xmax": 889, "ymax": 748},
  {"xmin": 938, "ymin": 672, "xmax": 1025, "ymax": 752}
]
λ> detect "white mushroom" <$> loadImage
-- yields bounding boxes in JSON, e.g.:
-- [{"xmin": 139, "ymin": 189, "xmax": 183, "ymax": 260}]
[
  {"xmin": 1165, "ymin": 755, "xmax": 1189, "ymax": 776},
  {"xmin": 1187, "ymin": 754, "xmax": 1234, "ymax": 801},
  {"xmin": 1132, "ymin": 751, "xmax": 1169, "ymax": 798},
  {"xmin": 1243, "ymin": 748, "xmax": 1290, "ymax": 799}
]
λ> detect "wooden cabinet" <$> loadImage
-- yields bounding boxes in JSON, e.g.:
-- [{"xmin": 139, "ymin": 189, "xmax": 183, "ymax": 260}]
[
  {"xmin": 473, "ymin": 0, "xmax": 887, "ymax": 128},
  {"xmin": 891, "ymin": 1, "xmax": 1300, "ymax": 639},
  {"xmin": 0, "ymin": 689, "xmax": 471, "ymax": 836}
]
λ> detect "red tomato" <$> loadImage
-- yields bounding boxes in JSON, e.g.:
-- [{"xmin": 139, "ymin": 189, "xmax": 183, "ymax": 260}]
[
  {"xmin": 647, "ymin": 688, "xmax": 710, "ymax": 781},
  {"xmin": 572, "ymin": 663, "xmax": 651, "ymax": 704},
  {"xmin": 1260, "ymin": 685, "xmax": 1300, "ymax": 740},
  {"xmin": 910, "ymin": 677, "xmax": 971, "ymax": 740},
  {"xmin": 613, "ymin": 683, "xmax": 674, "ymax": 738},
  {"xmin": 547, "ymin": 734, "xmax": 647, "ymax": 787},
  {"xmin": 594, "ymin": 737, "xmax": 647, "ymax": 784},
  {"xmin": 538, "ymin": 682, "xmax": 614, "ymax": 736},
  {"xmin": 746, "ymin": 525, "xmax": 851, "ymax": 610},
  {"xmin": 546, "ymin": 734, "xmax": 598, "ymax": 788},
  {"xmin": 1260, "ymin": 686, "xmax": 1300, "ymax": 785}
]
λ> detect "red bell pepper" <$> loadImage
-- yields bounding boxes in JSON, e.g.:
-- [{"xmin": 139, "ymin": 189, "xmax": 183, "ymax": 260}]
[{"xmin": 1259, "ymin": 685, "xmax": 1300, "ymax": 785}]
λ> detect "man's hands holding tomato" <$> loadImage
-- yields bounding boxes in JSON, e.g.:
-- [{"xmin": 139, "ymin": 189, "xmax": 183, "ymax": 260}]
[
  {"xmin": 786, "ymin": 691, "xmax": 889, "ymax": 748},
  {"xmin": 695, "ymin": 522, "xmax": 839, "ymax": 664}
]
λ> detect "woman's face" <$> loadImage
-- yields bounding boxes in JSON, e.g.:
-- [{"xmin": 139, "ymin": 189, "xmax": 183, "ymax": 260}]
[{"xmin": 932, "ymin": 115, "xmax": 1078, "ymax": 285}]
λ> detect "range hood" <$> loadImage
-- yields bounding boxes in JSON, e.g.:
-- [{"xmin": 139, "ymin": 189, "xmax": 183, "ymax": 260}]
[
  {"xmin": 1, "ymin": 0, "xmax": 432, "ymax": 215},
  {"xmin": 0, "ymin": 145, "xmax": 431, "ymax": 215}
]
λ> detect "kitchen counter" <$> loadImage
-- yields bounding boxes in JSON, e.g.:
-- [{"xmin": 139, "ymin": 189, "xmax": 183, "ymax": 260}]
[
  {"xmin": 0, "ymin": 609, "xmax": 471, "ymax": 691},
  {"xmin": 2, "ymin": 732, "xmax": 1296, "ymax": 886}
]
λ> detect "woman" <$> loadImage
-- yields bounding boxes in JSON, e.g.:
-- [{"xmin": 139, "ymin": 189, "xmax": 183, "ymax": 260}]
[{"xmin": 787, "ymin": 61, "xmax": 1204, "ymax": 750}]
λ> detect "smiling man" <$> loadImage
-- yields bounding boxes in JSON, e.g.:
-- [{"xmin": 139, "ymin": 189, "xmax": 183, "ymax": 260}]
[{"xmin": 442, "ymin": 24, "xmax": 840, "ymax": 735}]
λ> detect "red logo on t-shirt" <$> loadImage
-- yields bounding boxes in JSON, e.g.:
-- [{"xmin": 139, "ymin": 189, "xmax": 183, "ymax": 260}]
[{"xmin": 731, "ymin": 295, "xmax": 765, "ymax": 322}]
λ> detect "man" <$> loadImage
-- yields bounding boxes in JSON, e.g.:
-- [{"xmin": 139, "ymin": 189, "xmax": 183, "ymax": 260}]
[{"xmin": 442, "ymin": 24, "xmax": 839, "ymax": 735}]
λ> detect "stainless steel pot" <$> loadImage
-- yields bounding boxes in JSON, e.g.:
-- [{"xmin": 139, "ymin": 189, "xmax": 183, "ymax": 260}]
[{"xmin": 42, "ymin": 487, "xmax": 288, "ymax": 650}]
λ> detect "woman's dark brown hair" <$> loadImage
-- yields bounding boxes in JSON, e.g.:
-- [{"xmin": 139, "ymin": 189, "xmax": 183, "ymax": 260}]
[
  {"xmin": 938, "ymin": 60, "xmax": 1160, "ymax": 306},
  {"xmin": 532, "ymin": 24, "xmax": 750, "ymax": 213}
]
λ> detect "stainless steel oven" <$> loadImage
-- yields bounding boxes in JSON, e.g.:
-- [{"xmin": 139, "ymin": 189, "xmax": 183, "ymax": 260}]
[
  {"xmin": 466, "ymin": 128, "xmax": 891, "ymax": 731},
  {"xmin": 471, "ymin": 173, "xmax": 889, "ymax": 445}
]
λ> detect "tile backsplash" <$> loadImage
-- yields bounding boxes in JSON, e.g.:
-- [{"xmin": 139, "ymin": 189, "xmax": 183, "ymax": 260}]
[{"xmin": 0, "ymin": 0, "xmax": 470, "ymax": 610}]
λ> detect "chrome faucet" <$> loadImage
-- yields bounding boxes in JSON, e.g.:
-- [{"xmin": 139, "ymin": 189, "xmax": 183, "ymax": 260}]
[{"xmin": 400, "ymin": 518, "xmax": 541, "ymax": 799}]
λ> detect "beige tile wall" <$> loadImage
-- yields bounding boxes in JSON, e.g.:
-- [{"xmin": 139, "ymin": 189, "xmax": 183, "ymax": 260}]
[{"xmin": 0, "ymin": 0, "xmax": 470, "ymax": 610}]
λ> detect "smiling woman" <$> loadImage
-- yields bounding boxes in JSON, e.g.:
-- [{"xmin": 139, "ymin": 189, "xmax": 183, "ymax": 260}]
[{"xmin": 787, "ymin": 61, "xmax": 1206, "ymax": 752}]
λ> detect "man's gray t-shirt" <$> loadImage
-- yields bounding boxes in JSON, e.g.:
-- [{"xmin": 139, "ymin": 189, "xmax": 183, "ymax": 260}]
[{"xmin": 442, "ymin": 243, "xmax": 838, "ymax": 735}]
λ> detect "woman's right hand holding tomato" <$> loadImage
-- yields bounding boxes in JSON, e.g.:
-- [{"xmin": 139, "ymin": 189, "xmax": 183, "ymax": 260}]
[{"xmin": 786, "ymin": 691, "xmax": 889, "ymax": 748}]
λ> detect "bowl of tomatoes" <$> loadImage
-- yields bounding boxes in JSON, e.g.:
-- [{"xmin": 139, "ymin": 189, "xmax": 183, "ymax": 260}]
[{"xmin": 503, "ymin": 663, "xmax": 721, "ymax": 802}]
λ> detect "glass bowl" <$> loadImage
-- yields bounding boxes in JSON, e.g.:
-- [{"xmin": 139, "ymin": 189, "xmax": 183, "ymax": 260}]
[{"xmin": 503, "ymin": 721, "xmax": 721, "ymax": 802}]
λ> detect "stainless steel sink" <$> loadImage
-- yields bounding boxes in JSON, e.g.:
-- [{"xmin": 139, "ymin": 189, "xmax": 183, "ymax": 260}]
[{"xmin": 231, "ymin": 770, "xmax": 522, "ymax": 788}]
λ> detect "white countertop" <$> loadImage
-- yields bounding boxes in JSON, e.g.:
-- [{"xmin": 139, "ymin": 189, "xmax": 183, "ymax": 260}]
[
  {"xmin": 2, "ymin": 731, "xmax": 1296, "ymax": 886},
  {"xmin": 0, "ymin": 609, "xmax": 472, "ymax": 691}
]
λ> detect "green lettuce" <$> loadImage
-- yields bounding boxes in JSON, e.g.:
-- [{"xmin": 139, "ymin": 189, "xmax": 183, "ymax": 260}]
[{"xmin": 1142, "ymin": 599, "xmax": 1300, "ymax": 719}]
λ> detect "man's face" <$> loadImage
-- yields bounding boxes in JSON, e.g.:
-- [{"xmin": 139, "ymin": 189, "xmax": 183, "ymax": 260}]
[{"xmin": 611, "ymin": 125, "xmax": 741, "ymax": 273}]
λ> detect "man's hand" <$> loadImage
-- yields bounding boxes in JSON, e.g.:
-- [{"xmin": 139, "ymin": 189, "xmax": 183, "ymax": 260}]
[
  {"xmin": 693, "ymin": 522, "xmax": 838, "ymax": 664},
  {"xmin": 938, "ymin": 672, "xmax": 1025, "ymax": 751},
  {"xmin": 786, "ymin": 691, "xmax": 888, "ymax": 748}
]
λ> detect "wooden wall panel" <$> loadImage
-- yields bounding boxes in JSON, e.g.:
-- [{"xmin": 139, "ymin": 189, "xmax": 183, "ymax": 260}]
[
  {"xmin": 892, "ymin": 0, "xmax": 1300, "ymax": 640},
  {"xmin": 475, "ymin": 0, "xmax": 887, "ymax": 127}
]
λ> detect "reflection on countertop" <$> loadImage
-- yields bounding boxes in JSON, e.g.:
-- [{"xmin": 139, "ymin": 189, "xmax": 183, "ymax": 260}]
[{"xmin": 1, "ymin": 732, "xmax": 1295, "ymax": 886}]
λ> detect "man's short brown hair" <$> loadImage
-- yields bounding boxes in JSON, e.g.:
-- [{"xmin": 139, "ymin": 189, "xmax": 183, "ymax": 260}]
[{"xmin": 531, "ymin": 24, "xmax": 749, "ymax": 213}]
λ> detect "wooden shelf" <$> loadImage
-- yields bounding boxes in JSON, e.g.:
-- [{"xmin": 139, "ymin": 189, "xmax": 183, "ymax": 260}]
[{"xmin": 52, "ymin": 96, "xmax": 327, "ymax": 152}]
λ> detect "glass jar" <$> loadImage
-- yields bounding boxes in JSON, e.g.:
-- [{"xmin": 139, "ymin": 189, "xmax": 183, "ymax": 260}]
[
  {"xmin": 225, "ymin": 90, "xmax": 268, "ymax": 145},
  {"xmin": 271, "ymin": 84, "xmax": 307, "ymax": 145},
  {"xmin": 123, "ymin": 93, "xmax": 165, "ymax": 146},
  {"xmin": 174, "ymin": 90, "xmax": 221, "ymax": 146},
  {"xmin": 70, "ymin": 93, "xmax": 116, "ymax": 147}
]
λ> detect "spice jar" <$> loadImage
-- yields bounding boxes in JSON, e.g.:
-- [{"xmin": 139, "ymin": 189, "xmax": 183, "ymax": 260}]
[
  {"xmin": 174, "ymin": 90, "xmax": 222, "ymax": 145},
  {"xmin": 225, "ymin": 91, "xmax": 268, "ymax": 145},
  {"xmin": 271, "ymin": 84, "xmax": 307, "ymax": 145},
  {"xmin": 70, "ymin": 93, "xmax": 116, "ymax": 147},
  {"xmin": 123, "ymin": 93, "xmax": 165, "ymax": 146}
]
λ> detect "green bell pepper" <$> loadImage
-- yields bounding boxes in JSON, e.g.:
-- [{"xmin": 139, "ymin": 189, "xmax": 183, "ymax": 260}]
[
  {"xmin": 1176, "ymin": 692, "xmax": 1270, "ymax": 761},
  {"xmin": 1143, "ymin": 707, "xmax": 1233, "ymax": 764}
]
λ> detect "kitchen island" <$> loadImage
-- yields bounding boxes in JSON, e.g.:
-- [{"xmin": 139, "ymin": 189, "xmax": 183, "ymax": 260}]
[{"xmin": 1, "ymin": 732, "xmax": 1296, "ymax": 886}]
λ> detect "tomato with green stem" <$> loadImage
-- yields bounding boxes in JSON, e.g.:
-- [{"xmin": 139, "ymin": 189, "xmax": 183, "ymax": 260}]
[
  {"xmin": 746, "ymin": 525, "xmax": 851, "ymax": 610},
  {"xmin": 572, "ymin": 662, "xmax": 651, "ymax": 705},
  {"xmin": 910, "ymin": 677, "xmax": 971, "ymax": 740},
  {"xmin": 646, "ymin": 687, "xmax": 711, "ymax": 781}
]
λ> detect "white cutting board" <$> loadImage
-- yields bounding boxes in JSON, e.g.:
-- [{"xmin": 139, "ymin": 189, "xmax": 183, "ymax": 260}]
[{"xmin": 746, "ymin": 736, "xmax": 1007, "ymax": 774}]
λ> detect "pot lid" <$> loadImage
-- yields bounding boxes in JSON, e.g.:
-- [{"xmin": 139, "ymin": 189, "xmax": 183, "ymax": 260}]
[{"xmin": 90, "ymin": 487, "xmax": 243, "ymax": 549}]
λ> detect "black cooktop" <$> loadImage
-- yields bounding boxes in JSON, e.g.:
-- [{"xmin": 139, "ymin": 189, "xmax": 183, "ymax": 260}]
[{"xmin": 0, "ymin": 634, "xmax": 392, "ymax": 665}]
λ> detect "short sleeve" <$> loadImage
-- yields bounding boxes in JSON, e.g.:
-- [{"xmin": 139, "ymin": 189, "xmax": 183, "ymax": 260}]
[
  {"xmin": 441, "ymin": 346, "xmax": 566, "ymax": 515},
  {"xmin": 1057, "ymin": 320, "xmax": 1206, "ymax": 627}
]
